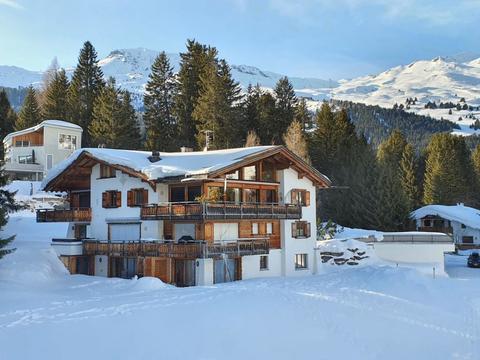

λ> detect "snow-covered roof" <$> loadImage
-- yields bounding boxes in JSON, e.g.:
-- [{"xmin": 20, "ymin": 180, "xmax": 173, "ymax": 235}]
[
  {"xmin": 42, "ymin": 146, "xmax": 279, "ymax": 188},
  {"xmin": 3, "ymin": 120, "xmax": 82, "ymax": 143},
  {"xmin": 411, "ymin": 204, "xmax": 480, "ymax": 230}
]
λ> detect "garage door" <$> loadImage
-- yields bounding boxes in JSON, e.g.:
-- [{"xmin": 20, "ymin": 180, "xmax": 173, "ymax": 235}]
[{"xmin": 109, "ymin": 223, "xmax": 141, "ymax": 241}]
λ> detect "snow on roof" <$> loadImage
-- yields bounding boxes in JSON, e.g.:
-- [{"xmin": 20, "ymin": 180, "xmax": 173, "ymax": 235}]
[
  {"xmin": 42, "ymin": 146, "xmax": 276, "ymax": 188},
  {"xmin": 411, "ymin": 204, "xmax": 480, "ymax": 230},
  {"xmin": 3, "ymin": 119, "xmax": 82, "ymax": 143}
]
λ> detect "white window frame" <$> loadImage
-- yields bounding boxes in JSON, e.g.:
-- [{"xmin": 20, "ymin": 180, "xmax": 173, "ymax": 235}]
[
  {"xmin": 58, "ymin": 133, "xmax": 77, "ymax": 150},
  {"xmin": 295, "ymin": 254, "xmax": 308, "ymax": 270},
  {"xmin": 266, "ymin": 222, "xmax": 273, "ymax": 235},
  {"xmin": 252, "ymin": 222, "xmax": 259, "ymax": 235}
]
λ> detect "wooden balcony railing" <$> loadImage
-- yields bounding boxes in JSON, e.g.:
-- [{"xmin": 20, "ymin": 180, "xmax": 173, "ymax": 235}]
[
  {"xmin": 418, "ymin": 226, "xmax": 453, "ymax": 234},
  {"xmin": 37, "ymin": 208, "xmax": 92, "ymax": 223},
  {"xmin": 83, "ymin": 238, "xmax": 269, "ymax": 259},
  {"xmin": 141, "ymin": 202, "xmax": 302, "ymax": 221}
]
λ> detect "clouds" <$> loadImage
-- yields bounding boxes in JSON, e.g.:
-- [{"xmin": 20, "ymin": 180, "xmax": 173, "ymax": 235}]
[{"xmin": 0, "ymin": 0, "xmax": 23, "ymax": 10}]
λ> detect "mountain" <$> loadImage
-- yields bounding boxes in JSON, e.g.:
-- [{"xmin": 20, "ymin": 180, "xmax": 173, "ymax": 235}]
[{"xmin": 0, "ymin": 48, "xmax": 337, "ymax": 109}]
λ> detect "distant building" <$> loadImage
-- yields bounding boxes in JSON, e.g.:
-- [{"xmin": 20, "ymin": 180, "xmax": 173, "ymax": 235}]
[
  {"xmin": 412, "ymin": 204, "xmax": 480, "ymax": 246},
  {"xmin": 2, "ymin": 120, "xmax": 83, "ymax": 181}
]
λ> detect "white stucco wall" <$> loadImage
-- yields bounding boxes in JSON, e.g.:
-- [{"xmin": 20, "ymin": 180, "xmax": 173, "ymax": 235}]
[
  {"xmin": 89, "ymin": 164, "xmax": 164, "ymax": 241},
  {"xmin": 241, "ymin": 249, "xmax": 282, "ymax": 279},
  {"xmin": 43, "ymin": 125, "xmax": 83, "ymax": 171},
  {"xmin": 278, "ymin": 168, "xmax": 317, "ymax": 277},
  {"xmin": 450, "ymin": 221, "xmax": 480, "ymax": 244}
]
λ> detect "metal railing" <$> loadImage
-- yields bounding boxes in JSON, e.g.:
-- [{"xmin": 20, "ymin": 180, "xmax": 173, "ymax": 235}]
[
  {"xmin": 82, "ymin": 238, "xmax": 269, "ymax": 258},
  {"xmin": 141, "ymin": 201, "xmax": 302, "ymax": 220},
  {"xmin": 37, "ymin": 208, "xmax": 92, "ymax": 222}
]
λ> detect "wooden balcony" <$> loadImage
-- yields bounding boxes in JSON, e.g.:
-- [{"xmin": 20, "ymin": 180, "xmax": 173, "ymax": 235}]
[
  {"xmin": 141, "ymin": 202, "xmax": 302, "ymax": 221},
  {"xmin": 418, "ymin": 226, "xmax": 453, "ymax": 234},
  {"xmin": 36, "ymin": 208, "xmax": 92, "ymax": 223},
  {"xmin": 83, "ymin": 238, "xmax": 270, "ymax": 259}
]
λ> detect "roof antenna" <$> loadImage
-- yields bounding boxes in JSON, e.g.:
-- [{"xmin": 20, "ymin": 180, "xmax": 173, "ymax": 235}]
[{"xmin": 203, "ymin": 130, "xmax": 214, "ymax": 151}]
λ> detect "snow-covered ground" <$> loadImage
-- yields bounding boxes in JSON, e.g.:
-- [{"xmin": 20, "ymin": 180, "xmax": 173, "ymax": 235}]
[{"xmin": 0, "ymin": 198, "xmax": 479, "ymax": 358}]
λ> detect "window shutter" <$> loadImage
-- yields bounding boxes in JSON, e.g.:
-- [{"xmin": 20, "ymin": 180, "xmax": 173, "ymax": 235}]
[
  {"xmin": 143, "ymin": 189, "xmax": 149, "ymax": 205},
  {"xmin": 305, "ymin": 191, "xmax": 310, "ymax": 206},
  {"xmin": 291, "ymin": 222, "xmax": 297, "ymax": 238},
  {"xmin": 291, "ymin": 190, "xmax": 298, "ymax": 204},
  {"xmin": 115, "ymin": 191, "xmax": 122, "ymax": 208},
  {"xmin": 306, "ymin": 223, "xmax": 311, "ymax": 237},
  {"xmin": 102, "ymin": 192, "xmax": 108, "ymax": 208},
  {"xmin": 127, "ymin": 190, "xmax": 133, "ymax": 207}
]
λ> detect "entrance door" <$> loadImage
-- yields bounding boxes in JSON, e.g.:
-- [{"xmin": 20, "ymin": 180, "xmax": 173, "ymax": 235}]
[
  {"xmin": 175, "ymin": 260, "xmax": 196, "ymax": 287},
  {"xmin": 109, "ymin": 223, "xmax": 141, "ymax": 241},
  {"xmin": 214, "ymin": 258, "xmax": 237, "ymax": 283}
]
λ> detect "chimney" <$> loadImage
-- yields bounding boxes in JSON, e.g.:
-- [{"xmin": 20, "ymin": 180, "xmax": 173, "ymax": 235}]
[
  {"xmin": 180, "ymin": 146, "xmax": 193, "ymax": 153},
  {"xmin": 148, "ymin": 150, "xmax": 161, "ymax": 162}
]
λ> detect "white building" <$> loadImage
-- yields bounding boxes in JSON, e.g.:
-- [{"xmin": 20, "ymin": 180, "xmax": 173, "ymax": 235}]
[
  {"xmin": 412, "ymin": 204, "xmax": 480, "ymax": 246},
  {"xmin": 37, "ymin": 146, "xmax": 331, "ymax": 286},
  {"xmin": 2, "ymin": 120, "xmax": 83, "ymax": 181}
]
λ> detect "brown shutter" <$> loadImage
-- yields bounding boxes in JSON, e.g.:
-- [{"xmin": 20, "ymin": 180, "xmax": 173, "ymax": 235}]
[
  {"xmin": 305, "ymin": 190, "xmax": 310, "ymax": 207},
  {"xmin": 272, "ymin": 221, "xmax": 280, "ymax": 235},
  {"xmin": 115, "ymin": 191, "xmax": 122, "ymax": 207},
  {"xmin": 204, "ymin": 222, "xmax": 214, "ymax": 242},
  {"xmin": 259, "ymin": 222, "xmax": 266, "ymax": 235},
  {"xmin": 164, "ymin": 221, "xmax": 173, "ymax": 240},
  {"xmin": 102, "ymin": 192, "xmax": 108, "ymax": 208},
  {"xmin": 291, "ymin": 190, "xmax": 297, "ymax": 204},
  {"xmin": 143, "ymin": 189, "xmax": 149, "ymax": 205},
  {"xmin": 291, "ymin": 222, "xmax": 297, "ymax": 238},
  {"xmin": 127, "ymin": 190, "xmax": 133, "ymax": 207}
]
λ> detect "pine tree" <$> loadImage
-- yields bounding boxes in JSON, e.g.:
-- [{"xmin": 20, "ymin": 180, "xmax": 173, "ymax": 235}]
[
  {"xmin": 174, "ymin": 40, "xmax": 217, "ymax": 149},
  {"xmin": 283, "ymin": 120, "xmax": 310, "ymax": 163},
  {"xmin": 193, "ymin": 59, "xmax": 241, "ymax": 149},
  {"xmin": 257, "ymin": 91, "xmax": 277, "ymax": 145},
  {"xmin": 245, "ymin": 130, "xmax": 260, "ymax": 147},
  {"xmin": 0, "ymin": 90, "xmax": 16, "ymax": 157},
  {"xmin": 295, "ymin": 98, "xmax": 312, "ymax": 131},
  {"xmin": 472, "ymin": 144, "xmax": 480, "ymax": 179},
  {"xmin": 400, "ymin": 143, "xmax": 421, "ymax": 209},
  {"xmin": 423, "ymin": 133, "xmax": 477, "ymax": 205},
  {"xmin": 68, "ymin": 41, "xmax": 105, "ymax": 147},
  {"xmin": 143, "ymin": 52, "xmax": 178, "ymax": 151},
  {"xmin": 15, "ymin": 86, "xmax": 41, "ymax": 131},
  {"xmin": 0, "ymin": 158, "xmax": 20, "ymax": 259},
  {"xmin": 42, "ymin": 68, "xmax": 69, "ymax": 120},
  {"xmin": 273, "ymin": 77, "xmax": 297, "ymax": 143},
  {"xmin": 89, "ymin": 78, "xmax": 140, "ymax": 149}
]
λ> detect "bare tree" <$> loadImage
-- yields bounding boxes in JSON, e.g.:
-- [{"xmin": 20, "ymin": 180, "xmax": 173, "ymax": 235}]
[
  {"xmin": 245, "ymin": 130, "xmax": 260, "ymax": 147},
  {"xmin": 283, "ymin": 120, "xmax": 310, "ymax": 163}
]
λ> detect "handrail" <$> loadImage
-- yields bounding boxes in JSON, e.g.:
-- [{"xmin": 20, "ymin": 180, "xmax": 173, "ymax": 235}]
[{"xmin": 37, "ymin": 208, "xmax": 92, "ymax": 222}]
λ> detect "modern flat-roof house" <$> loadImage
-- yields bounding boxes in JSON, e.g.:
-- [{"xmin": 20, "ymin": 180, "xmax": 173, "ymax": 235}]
[
  {"xmin": 37, "ymin": 146, "xmax": 330, "ymax": 286},
  {"xmin": 412, "ymin": 204, "xmax": 480, "ymax": 248},
  {"xmin": 2, "ymin": 120, "xmax": 83, "ymax": 181}
]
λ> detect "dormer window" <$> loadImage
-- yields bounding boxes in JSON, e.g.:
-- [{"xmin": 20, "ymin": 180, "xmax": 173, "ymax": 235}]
[{"xmin": 99, "ymin": 164, "xmax": 116, "ymax": 179}]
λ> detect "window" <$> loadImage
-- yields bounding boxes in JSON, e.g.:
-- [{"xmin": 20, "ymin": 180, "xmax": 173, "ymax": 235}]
[
  {"xmin": 127, "ymin": 189, "xmax": 148, "ymax": 207},
  {"xmin": 462, "ymin": 236, "xmax": 474, "ymax": 244},
  {"xmin": 99, "ymin": 164, "xmax": 116, "ymax": 178},
  {"xmin": 261, "ymin": 161, "xmax": 276, "ymax": 182},
  {"xmin": 18, "ymin": 155, "xmax": 34, "ymax": 164},
  {"xmin": 243, "ymin": 165, "xmax": 256, "ymax": 181},
  {"xmin": 260, "ymin": 255, "xmax": 268, "ymax": 270},
  {"xmin": 291, "ymin": 189, "xmax": 310, "ymax": 206},
  {"xmin": 46, "ymin": 154, "xmax": 53, "ymax": 170},
  {"xmin": 461, "ymin": 223, "xmax": 466, "ymax": 229},
  {"xmin": 170, "ymin": 187, "xmax": 185, "ymax": 202},
  {"xmin": 266, "ymin": 223, "xmax": 273, "ymax": 235},
  {"xmin": 225, "ymin": 188, "xmax": 241, "ymax": 203},
  {"xmin": 263, "ymin": 189, "xmax": 277, "ymax": 203},
  {"xmin": 295, "ymin": 254, "xmax": 308, "ymax": 270},
  {"xmin": 225, "ymin": 170, "xmax": 239, "ymax": 180},
  {"xmin": 252, "ymin": 223, "xmax": 259, "ymax": 235},
  {"xmin": 423, "ymin": 219, "xmax": 432, "ymax": 227},
  {"xmin": 15, "ymin": 140, "xmax": 30, "ymax": 147},
  {"xmin": 187, "ymin": 186, "xmax": 202, "ymax": 201},
  {"xmin": 244, "ymin": 189, "xmax": 258, "ymax": 203},
  {"xmin": 74, "ymin": 224, "xmax": 87, "ymax": 239},
  {"xmin": 292, "ymin": 221, "xmax": 311, "ymax": 238},
  {"xmin": 58, "ymin": 134, "xmax": 77, "ymax": 150},
  {"xmin": 102, "ymin": 191, "xmax": 121, "ymax": 208}
]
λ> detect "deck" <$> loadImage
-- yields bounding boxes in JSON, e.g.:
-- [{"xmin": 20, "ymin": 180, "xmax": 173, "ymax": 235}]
[
  {"xmin": 37, "ymin": 208, "xmax": 92, "ymax": 222},
  {"xmin": 83, "ymin": 238, "xmax": 270, "ymax": 259},
  {"xmin": 141, "ymin": 202, "xmax": 302, "ymax": 221}
]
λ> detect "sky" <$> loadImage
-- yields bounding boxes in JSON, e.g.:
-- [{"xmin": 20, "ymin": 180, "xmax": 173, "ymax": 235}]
[{"xmin": 1, "ymin": 0, "xmax": 480, "ymax": 80}]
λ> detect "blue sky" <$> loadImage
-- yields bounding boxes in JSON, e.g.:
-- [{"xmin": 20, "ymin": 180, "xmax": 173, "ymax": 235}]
[{"xmin": 1, "ymin": 0, "xmax": 480, "ymax": 79}]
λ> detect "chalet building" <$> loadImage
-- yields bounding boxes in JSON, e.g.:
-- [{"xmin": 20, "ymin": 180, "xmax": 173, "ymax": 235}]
[
  {"xmin": 3, "ymin": 120, "xmax": 83, "ymax": 181},
  {"xmin": 37, "ymin": 145, "xmax": 330, "ymax": 286},
  {"xmin": 412, "ymin": 204, "xmax": 480, "ymax": 249}
]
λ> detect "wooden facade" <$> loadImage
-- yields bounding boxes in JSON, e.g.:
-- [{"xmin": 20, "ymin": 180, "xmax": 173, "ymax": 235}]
[
  {"xmin": 11, "ymin": 129, "xmax": 44, "ymax": 147},
  {"xmin": 37, "ymin": 208, "xmax": 92, "ymax": 222}
]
